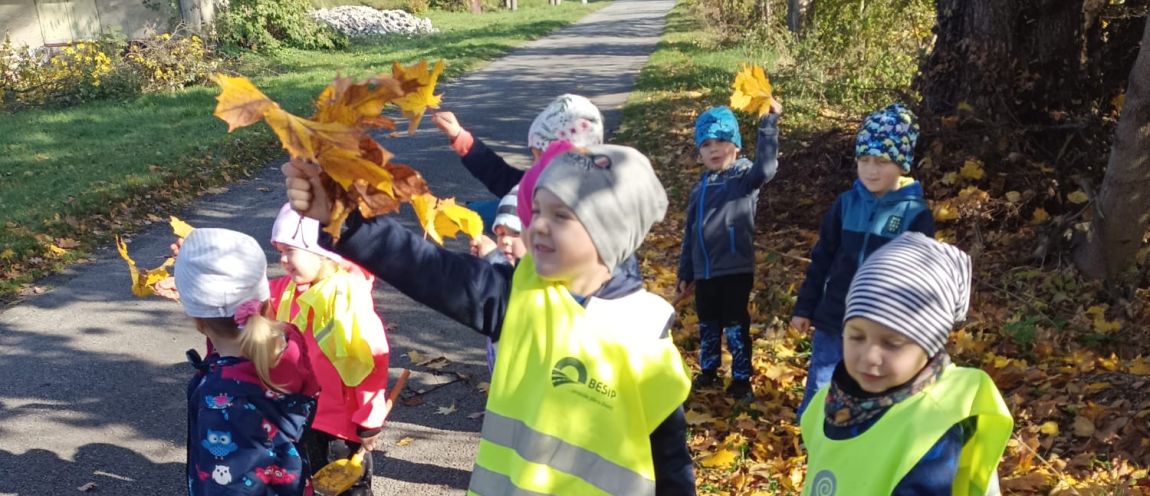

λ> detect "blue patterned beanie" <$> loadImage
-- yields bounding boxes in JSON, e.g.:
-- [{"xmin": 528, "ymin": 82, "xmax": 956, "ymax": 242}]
[
  {"xmin": 694, "ymin": 106, "xmax": 742, "ymax": 149},
  {"xmin": 855, "ymin": 103, "xmax": 919, "ymax": 172}
]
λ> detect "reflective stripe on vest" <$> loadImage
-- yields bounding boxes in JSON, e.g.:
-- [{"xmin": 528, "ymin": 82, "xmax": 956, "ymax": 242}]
[
  {"xmin": 274, "ymin": 272, "xmax": 378, "ymax": 387},
  {"xmin": 470, "ymin": 256, "xmax": 691, "ymax": 496},
  {"xmin": 800, "ymin": 365, "xmax": 1013, "ymax": 496}
]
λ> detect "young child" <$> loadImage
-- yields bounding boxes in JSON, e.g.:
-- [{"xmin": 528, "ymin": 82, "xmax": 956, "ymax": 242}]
[
  {"xmin": 283, "ymin": 143, "xmax": 697, "ymax": 495},
  {"xmin": 676, "ymin": 103, "xmax": 781, "ymax": 400},
  {"xmin": 800, "ymin": 232, "xmax": 1013, "ymax": 495},
  {"xmin": 175, "ymin": 228, "xmax": 319, "ymax": 496},
  {"xmin": 791, "ymin": 103, "xmax": 936, "ymax": 416},
  {"xmin": 268, "ymin": 203, "xmax": 391, "ymax": 496},
  {"xmin": 470, "ymin": 186, "xmax": 527, "ymax": 266}
]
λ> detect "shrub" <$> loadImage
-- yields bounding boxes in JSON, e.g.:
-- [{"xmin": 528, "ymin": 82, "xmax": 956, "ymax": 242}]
[
  {"xmin": 405, "ymin": 0, "xmax": 431, "ymax": 14},
  {"xmin": 1, "ymin": 37, "xmax": 137, "ymax": 110},
  {"xmin": 216, "ymin": 0, "xmax": 348, "ymax": 51},
  {"xmin": 125, "ymin": 30, "xmax": 217, "ymax": 92}
]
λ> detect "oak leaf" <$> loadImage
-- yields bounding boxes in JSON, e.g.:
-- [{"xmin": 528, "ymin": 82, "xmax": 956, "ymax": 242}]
[{"xmin": 729, "ymin": 64, "xmax": 773, "ymax": 117}]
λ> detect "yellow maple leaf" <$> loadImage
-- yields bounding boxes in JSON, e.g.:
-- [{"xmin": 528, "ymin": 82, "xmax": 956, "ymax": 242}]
[
  {"xmin": 170, "ymin": 216, "xmax": 194, "ymax": 238},
  {"xmin": 1039, "ymin": 421, "xmax": 1060, "ymax": 436},
  {"xmin": 391, "ymin": 59, "xmax": 445, "ymax": 134},
  {"xmin": 959, "ymin": 159, "xmax": 985, "ymax": 180},
  {"xmin": 114, "ymin": 236, "xmax": 174, "ymax": 298},
  {"xmin": 1067, "ymin": 190, "xmax": 1089, "ymax": 204},
  {"xmin": 313, "ymin": 74, "xmax": 403, "ymax": 126},
  {"xmin": 1031, "ymin": 208, "xmax": 1050, "ymax": 223},
  {"xmin": 1128, "ymin": 357, "xmax": 1150, "ymax": 375},
  {"xmin": 729, "ymin": 64, "xmax": 773, "ymax": 117},
  {"xmin": 0, "ymin": 248, "xmax": 14, "ymax": 259},
  {"xmin": 46, "ymin": 243, "xmax": 66, "ymax": 256},
  {"xmin": 211, "ymin": 74, "xmax": 276, "ymax": 131},
  {"xmin": 699, "ymin": 448, "xmax": 739, "ymax": 468},
  {"xmin": 411, "ymin": 193, "xmax": 483, "ymax": 245},
  {"xmin": 933, "ymin": 203, "xmax": 960, "ymax": 222}
]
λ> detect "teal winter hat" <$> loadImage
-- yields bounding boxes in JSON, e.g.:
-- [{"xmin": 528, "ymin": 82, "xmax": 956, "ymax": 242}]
[
  {"xmin": 694, "ymin": 106, "xmax": 742, "ymax": 149},
  {"xmin": 855, "ymin": 103, "xmax": 920, "ymax": 172}
]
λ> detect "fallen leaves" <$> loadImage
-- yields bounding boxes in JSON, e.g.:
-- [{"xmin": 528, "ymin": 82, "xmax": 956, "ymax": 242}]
[
  {"xmin": 211, "ymin": 61, "xmax": 477, "ymax": 244},
  {"xmin": 114, "ymin": 216, "xmax": 191, "ymax": 298},
  {"xmin": 436, "ymin": 402, "xmax": 457, "ymax": 416}
]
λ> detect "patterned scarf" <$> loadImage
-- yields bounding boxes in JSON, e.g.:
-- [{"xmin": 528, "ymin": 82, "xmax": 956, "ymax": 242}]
[{"xmin": 824, "ymin": 352, "xmax": 951, "ymax": 427}]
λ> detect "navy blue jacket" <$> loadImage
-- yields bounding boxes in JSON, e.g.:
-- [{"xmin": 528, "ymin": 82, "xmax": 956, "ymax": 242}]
[
  {"xmin": 186, "ymin": 330, "xmax": 318, "ymax": 496},
  {"xmin": 460, "ymin": 136, "xmax": 524, "ymax": 198},
  {"xmin": 823, "ymin": 366, "xmax": 971, "ymax": 494},
  {"xmin": 793, "ymin": 178, "xmax": 935, "ymax": 333},
  {"xmin": 320, "ymin": 212, "xmax": 696, "ymax": 495},
  {"xmin": 678, "ymin": 113, "xmax": 780, "ymax": 281}
]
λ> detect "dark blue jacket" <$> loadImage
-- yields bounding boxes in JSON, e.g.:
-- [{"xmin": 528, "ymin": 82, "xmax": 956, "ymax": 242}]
[
  {"xmin": 823, "ymin": 366, "xmax": 971, "ymax": 494},
  {"xmin": 460, "ymin": 136, "xmax": 524, "ymax": 198},
  {"xmin": 320, "ymin": 212, "xmax": 695, "ymax": 495},
  {"xmin": 678, "ymin": 113, "xmax": 780, "ymax": 281},
  {"xmin": 793, "ymin": 178, "xmax": 935, "ymax": 333},
  {"xmin": 186, "ymin": 329, "xmax": 318, "ymax": 496}
]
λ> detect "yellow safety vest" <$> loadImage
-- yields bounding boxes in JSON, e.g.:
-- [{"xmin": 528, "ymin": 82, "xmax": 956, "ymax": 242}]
[
  {"xmin": 275, "ymin": 270, "xmax": 378, "ymax": 387},
  {"xmin": 469, "ymin": 256, "xmax": 691, "ymax": 496},
  {"xmin": 800, "ymin": 365, "xmax": 1013, "ymax": 496}
]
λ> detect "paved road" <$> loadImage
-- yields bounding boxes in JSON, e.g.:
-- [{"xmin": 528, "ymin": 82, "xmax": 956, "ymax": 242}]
[{"xmin": 0, "ymin": 1, "xmax": 673, "ymax": 494}]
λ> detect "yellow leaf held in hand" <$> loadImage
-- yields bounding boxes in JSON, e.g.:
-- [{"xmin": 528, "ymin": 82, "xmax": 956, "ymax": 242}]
[
  {"xmin": 411, "ymin": 193, "xmax": 483, "ymax": 245},
  {"xmin": 170, "ymin": 216, "xmax": 194, "ymax": 238},
  {"xmin": 114, "ymin": 236, "xmax": 175, "ymax": 298},
  {"xmin": 211, "ymin": 74, "xmax": 276, "ymax": 131},
  {"xmin": 391, "ymin": 59, "xmax": 445, "ymax": 134},
  {"xmin": 729, "ymin": 64, "xmax": 773, "ymax": 117},
  {"xmin": 699, "ymin": 448, "xmax": 739, "ymax": 468}
]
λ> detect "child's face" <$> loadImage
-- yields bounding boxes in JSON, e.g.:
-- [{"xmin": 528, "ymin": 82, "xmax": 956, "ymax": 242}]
[
  {"xmin": 275, "ymin": 243, "xmax": 331, "ymax": 286},
  {"xmin": 856, "ymin": 155, "xmax": 904, "ymax": 197},
  {"xmin": 699, "ymin": 139, "xmax": 739, "ymax": 171},
  {"xmin": 494, "ymin": 224, "xmax": 527, "ymax": 263},
  {"xmin": 842, "ymin": 317, "xmax": 930, "ymax": 393},
  {"xmin": 527, "ymin": 188, "xmax": 605, "ymax": 286}
]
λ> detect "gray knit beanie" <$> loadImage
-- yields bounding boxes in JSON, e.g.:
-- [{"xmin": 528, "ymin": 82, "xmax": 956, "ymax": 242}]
[
  {"xmin": 534, "ymin": 144, "xmax": 668, "ymax": 270},
  {"xmin": 843, "ymin": 232, "xmax": 971, "ymax": 356}
]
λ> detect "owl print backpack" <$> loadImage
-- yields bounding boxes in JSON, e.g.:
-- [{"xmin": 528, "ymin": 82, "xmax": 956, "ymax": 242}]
[{"xmin": 186, "ymin": 350, "xmax": 318, "ymax": 495}]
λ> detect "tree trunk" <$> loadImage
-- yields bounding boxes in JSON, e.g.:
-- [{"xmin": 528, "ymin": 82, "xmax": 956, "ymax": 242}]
[
  {"xmin": 1075, "ymin": 16, "xmax": 1150, "ymax": 280},
  {"xmin": 504, "ymin": 0, "xmax": 517, "ymax": 10},
  {"xmin": 917, "ymin": 0, "xmax": 1089, "ymax": 123},
  {"xmin": 787, "ymin": 0, "xmax": 813, "ymax": 36}
]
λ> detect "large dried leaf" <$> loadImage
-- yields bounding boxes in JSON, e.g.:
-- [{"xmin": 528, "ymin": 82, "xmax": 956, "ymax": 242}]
[
  {"xmin": 115, "ymin": 236, "xmax": 174, "ymax": 298},
  {"xmin": 212, "ymin": 74, "xmax": 275, "ymax": 131},
  {"xmin": 265, "ymin": 107, "xmax": 360, "ymax": 161},
  {"xmin": 314, "ymin": 75, "xmax": 404, "ymax": 126},
  {"xmin": 391, "ymin": 59, "xmax": 445, "ymax": 134},
  {"xmin": 410, "ymin": 193, "xmax": 482, "ymax": 245},
  {"xmin": 729, "ymin": 64, "xmax": 773, "ymax": 117}
]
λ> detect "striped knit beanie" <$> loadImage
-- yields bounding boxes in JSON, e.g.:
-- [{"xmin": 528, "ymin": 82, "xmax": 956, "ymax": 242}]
[{"xmin": 843, "ymin": 232, "xmax": 971, "ymax": 356}]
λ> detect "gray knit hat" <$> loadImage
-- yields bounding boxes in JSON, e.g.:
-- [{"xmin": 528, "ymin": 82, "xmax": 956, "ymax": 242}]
[
  {"xmin": 843, "ymin": 232, "xmax": 971, "ymax": 356},
  {"xmin": 174, "ymin": 228, "xmax": 270, "ymax": 318},
  {"xmin": 534, "ymin": 144, "xmax": 668, "ymax": 270}
]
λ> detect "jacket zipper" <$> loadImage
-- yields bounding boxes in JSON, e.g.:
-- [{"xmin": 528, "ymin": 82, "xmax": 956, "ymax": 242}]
[{"xmin": 697, "ymin": 175, "xmax": 711, "ymax": 278}]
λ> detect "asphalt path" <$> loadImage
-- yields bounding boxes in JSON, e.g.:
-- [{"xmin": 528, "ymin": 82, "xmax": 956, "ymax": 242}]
[{"xmin": 0, "ymin": 1, "xmax": 673, "ymax": 493}]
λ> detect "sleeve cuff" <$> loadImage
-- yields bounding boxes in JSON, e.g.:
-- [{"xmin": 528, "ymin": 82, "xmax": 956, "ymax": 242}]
[{"xmin": 450, "ymin": 129, "xmax": 475, "ymax": 156}]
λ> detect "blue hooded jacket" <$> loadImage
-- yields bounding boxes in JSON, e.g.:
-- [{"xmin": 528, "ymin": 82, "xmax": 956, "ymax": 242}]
[{"xmin": 793, "ymin": 178, "xmax": 936, "ymax": 333}]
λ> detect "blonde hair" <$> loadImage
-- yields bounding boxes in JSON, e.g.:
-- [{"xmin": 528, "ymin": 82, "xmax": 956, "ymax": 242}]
[{"xmin": 197, "ymin": 301, "xmax": 288, "ymax": 393}]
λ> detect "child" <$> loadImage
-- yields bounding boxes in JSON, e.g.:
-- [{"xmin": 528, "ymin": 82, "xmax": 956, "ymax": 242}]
[
  {"xmin": 470, "ymin": 186, "xmax": 527, "ymax": 266},
  {"xmin": 175, "ymin": 228, "xmax": 319, "ymax": 496},
  {"xmin": 268, "ymin": 203, "xmax": 391, "ymax": 496},
  {"xmin": 283, "ymin": 143, "xmax": 697, "ymax": 495},
  {"xmin": 676, "ymin": 103, "xmax": 781, "ymax": 400},
  {"xmin": 800, "ymin": 232, "xmax": 1012, "ymax": 495},
  {"xmin": 791, "ymin": 103, "xmax": 936, "ymax": 416}
]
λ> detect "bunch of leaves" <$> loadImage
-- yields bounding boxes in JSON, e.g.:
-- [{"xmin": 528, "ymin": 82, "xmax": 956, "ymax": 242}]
[
  {"xmin": 124, "ymin": 30, "xmax": 218, "ymax": 92},
  {"xmin": 729, "ymin": 64, "xmax": 772, "ymax": 117},
  {"xmin": 114, "ymin": 216, "xmax": 194, "ymax": 298},
  {"xmin": 215, "ymin": 0, "xmax": 348, "ymax": 52},
  {"xmin": 212, "ymin": 59, "xmax": 480, "ymax": 242}
]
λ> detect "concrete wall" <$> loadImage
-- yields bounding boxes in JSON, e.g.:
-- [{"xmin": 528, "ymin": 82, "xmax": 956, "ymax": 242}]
[{"xmin": 0, "ymin": 0, "xmax": 221, "ymax": 48}]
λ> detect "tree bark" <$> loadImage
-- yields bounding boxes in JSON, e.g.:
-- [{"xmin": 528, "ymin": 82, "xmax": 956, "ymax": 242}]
[
  {"xmin": 787, "ymin": 0, "xmax": 813, "ymax": 36},
  {"xmin": 1075, "ymin": 16, "xmax": 1150, "ymax": 280}
]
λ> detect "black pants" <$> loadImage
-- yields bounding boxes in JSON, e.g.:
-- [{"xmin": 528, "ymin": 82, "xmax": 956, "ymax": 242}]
[
  {"xmin": 694, "ymin": 273, "xmax": 754, "ymax": 379},
  {"xmin": 301, "ymin": 428, "xmax": 373, "ymax": 495}
]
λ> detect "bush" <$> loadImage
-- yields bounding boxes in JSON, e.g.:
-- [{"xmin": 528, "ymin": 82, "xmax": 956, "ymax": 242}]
[
  {"xmin": 405, "ymin": 0, "xmax": 430, "ymax": 14},
  {"xmin": 216, "ymin": 0, "xmax": 348, "ymax": 51},
  {"xmin": 125, "ymin": 30, "xmax": 218, "ymax": 92},
  {"xmin": 1, "ymin": 36, "xmax": 137, "ymax": 110}
]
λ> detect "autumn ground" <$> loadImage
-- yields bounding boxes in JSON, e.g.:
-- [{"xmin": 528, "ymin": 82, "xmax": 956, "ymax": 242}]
[{"xmin": 616, "ymin": 2, "xmax": 1150, "ymax": 494}]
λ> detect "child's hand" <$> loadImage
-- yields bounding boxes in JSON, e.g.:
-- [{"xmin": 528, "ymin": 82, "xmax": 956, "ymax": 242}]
[
  {"xmin": 282, "ymin": 159, "xmax": 332, "ymax": 224},
  {"xmin": 769, "ymin": 98, "xmax": 783, "ymax": 115},
  {"xmin": 470, "ymin": 234, "xmax": 497, "ymax": 257},
  {"xmin": 790, "ymin": 316, "xmax": 811, "ymax": 333},
  {"xmin": 672, "ymin": 280, "xmax": 695, "ymax": 307},
  {"xmin": 359, "ymin": 431, "xmax": 383, "ymax": 451},
  {"xmin": 432, "ymin": 111, "xmax": 463, "ymax": 142}
]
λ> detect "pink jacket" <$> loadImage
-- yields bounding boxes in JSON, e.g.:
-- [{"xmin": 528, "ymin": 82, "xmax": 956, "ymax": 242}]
[{"xmin": 269, "ymin": 275, "xmax": 391, "ymax": 441}]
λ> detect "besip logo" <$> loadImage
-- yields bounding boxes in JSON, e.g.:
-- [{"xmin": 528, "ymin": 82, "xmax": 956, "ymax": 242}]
[
  {"xmin": 810, "ymin": 470, "xmax": 836, "ymax": 496},
  {"xmin": 551, "ymin": 357, "xmax": 616, "ymax": 399}
]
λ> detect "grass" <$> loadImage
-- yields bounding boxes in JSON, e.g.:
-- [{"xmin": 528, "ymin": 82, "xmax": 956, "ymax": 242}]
[{"xmin": 0, "ymin": 0, "xmax": 606, "ymax": 301}]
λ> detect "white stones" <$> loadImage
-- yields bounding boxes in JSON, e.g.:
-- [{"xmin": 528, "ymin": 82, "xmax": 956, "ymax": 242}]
[{"xmin": 309, "ymin": 7, "xmax": 438, "ymax": 37}]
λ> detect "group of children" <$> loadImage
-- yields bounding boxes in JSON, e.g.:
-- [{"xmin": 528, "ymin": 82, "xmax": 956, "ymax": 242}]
[{"xmin": 173, "ymin": 90, "xmax": 1014, "ymax": 495}]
